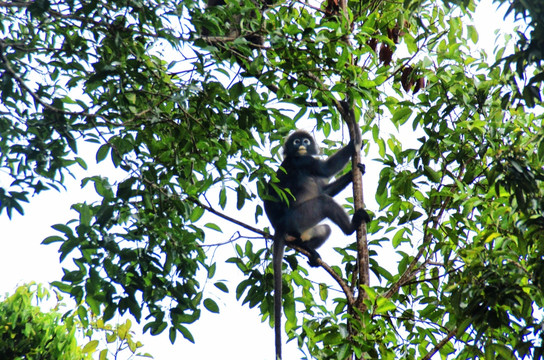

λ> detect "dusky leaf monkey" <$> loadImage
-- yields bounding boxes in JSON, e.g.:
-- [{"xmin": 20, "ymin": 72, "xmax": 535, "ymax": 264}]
[{"xmin": 264, "ymin": 130, "xmax": 370, "ymax": 359}]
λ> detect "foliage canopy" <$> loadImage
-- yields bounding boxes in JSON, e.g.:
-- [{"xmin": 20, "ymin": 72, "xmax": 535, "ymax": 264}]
[
  {"xmin": 1, "ymin": 0, "xmax": 544, "ymax": 358},
  {"xmin": 0, "ymin": 284, "xmax": 91, "ymax": 360}
]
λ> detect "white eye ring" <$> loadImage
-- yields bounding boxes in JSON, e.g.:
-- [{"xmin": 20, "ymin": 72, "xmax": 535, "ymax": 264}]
[
  {"xmin": 293, "ymin": 139, "xmax": 301, "ymax": 146},
  {"xmin": 302, "ymin": 138, "xmax": 311, "ymax": 146}
]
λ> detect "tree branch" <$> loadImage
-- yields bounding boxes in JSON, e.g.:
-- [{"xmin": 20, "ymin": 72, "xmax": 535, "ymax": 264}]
[
  {"xmin": 0, "ymin": 40, "xmax": 96, "ymax": 119},
  {"xmin": 307, "ymin": 251, "xmax": 355, "ymax": 305},
  {"xmin": 189, "ymin": 197, "xmax": 355, "ymax": 303},
  {"xmin": 188, "ymin": 197, "xmax": 270, "ymax": 238},
  {"xmin": 421, "ymin": 327, "xmax": 457, "ymax": 360},
  {"xmin": 0, "ymin": 1, "xmax": 30, "ymax": 7},
  {"xmin": 339, "ymin": 101, "xmax": 368, "ymax": 307}
]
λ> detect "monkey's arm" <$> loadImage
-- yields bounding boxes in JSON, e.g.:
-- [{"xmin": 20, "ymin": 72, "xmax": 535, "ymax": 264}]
[
  {"xmin": 315, "ymin": 143, "xmax": 354, "ymax": 177},
  {"xmin": 323, "ymin": 163, "xmax": 365, "ymax": 197}
]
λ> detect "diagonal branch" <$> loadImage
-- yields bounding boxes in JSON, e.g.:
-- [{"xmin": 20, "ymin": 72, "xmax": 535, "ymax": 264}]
[
  {"xmin": 189, "ymin": 196, "xmax": 354, "ymax": 303},
  {"xmin": 421, "ymin": 327, "xmax": 458, "ymax": 360},
  {"xmin": 188, "ymin": 197, "xmax": 269, "ymax": 238}
]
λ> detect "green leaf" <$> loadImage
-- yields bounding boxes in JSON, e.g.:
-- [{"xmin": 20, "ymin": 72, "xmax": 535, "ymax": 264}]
[
  {"xmin": 204, "ymin": 222, "xmax": 222, "ymax": 232},
  {"xmin": 466, "ymin": 24, "xmax": 478, "ymax": 44},
  {"xmin": 319, "ymin": 283, "xmax": 328, "ymax": 301},
  {"xmin": 82, "ymin": 340, "xmax": 99, "ymax": 353},
  {"xmin": 375, "ymin": 297, "xmax": 396, "ymax": 314},
  {"xmin": 214, "ymin": 282, "xmax": 229, "ymax": 293},
  {"xmin": 99, "ymin": 349, "xmax": 108, "ymax": 360},
  {"xmin": 391, "ymin": 107, "xmax": 412, "ymax": 126},
  {"xmin": 203, "ymin": 298, "xmax": 219, "ymax": 313},
  {"xmin": 96, "ymin": 144, "xmax": 110, "ymax": 163},
  {"xmin": 219, "ymin": 187, "xmax": 227, "ymax": 209},
  {"xmin": 190, "ymin": 207, "xmax": 205, "ymax": 222},
  {"xmin": 42, "ymin": 235, "xmax": 64, "ymax": 244}
]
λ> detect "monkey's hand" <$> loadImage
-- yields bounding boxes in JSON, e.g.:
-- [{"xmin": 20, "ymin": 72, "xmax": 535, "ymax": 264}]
[
  {"xmin": 353, "ymin": 208, "xmax": 371, "ymax": 225},
  {"xmin": 356, "ymin": 163, "xmax": 365, "ymax": 175}
]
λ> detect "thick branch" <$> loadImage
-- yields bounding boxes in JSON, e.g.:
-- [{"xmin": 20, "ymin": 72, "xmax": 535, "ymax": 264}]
[{"xmin": 339, "ymin": 101, "xmax": 368, "ymax": 307}]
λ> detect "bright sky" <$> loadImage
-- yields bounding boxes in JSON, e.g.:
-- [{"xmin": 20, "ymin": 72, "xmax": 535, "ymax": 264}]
[{"xmin": 0, "ymin": 0, "xmax": 519, "ymax": 359}]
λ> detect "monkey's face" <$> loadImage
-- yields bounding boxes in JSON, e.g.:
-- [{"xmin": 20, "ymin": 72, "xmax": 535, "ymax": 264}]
[
  {"xmin": 283, "ymin": 130, "xmax": 319, "ymax": 157},
  {"xmin": 292, "ymin": 137, "xmax": 312, "ymax": 156},
  {"xmin": 284, "ymin": 134, "xmax": 318, "ymax": 158}
]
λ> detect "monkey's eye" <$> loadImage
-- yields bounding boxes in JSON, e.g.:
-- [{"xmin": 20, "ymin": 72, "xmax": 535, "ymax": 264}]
[
  {"xmin": 293, "ymin": 139, "xmax": 301, "ymax": 146},
  {"xmin": 302, "ymin": 138, "xmax": 311, "ymax": 146}
]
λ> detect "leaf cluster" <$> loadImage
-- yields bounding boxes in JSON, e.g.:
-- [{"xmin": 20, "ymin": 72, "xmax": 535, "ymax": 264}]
[{"xmin": 3, "ymin": 0, "xmax": 544, "ymax": 358}]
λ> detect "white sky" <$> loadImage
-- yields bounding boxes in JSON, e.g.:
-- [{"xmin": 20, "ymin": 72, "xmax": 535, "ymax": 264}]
[{"xmin": 0, "ymin": 0, "xmax": 520, "ymax": 359}]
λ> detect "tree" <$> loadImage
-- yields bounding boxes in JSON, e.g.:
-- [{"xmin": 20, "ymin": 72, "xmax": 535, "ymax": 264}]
[
  {"xmin": 1, "ymin": 0, "xmax": 544, "ymax": 359},
  {"xmin": 0, "ymin": 283, "xmax": 90, "ymax": 360},
  {"xmin": 0, "ymin": 284, "xmax": 151, "ymax": 360}
]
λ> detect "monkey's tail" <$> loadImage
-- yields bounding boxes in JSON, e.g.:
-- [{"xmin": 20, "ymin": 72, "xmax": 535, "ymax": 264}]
[{"xmin": 273, "ymin": 236, "xmax": 285, "ymax": 360}]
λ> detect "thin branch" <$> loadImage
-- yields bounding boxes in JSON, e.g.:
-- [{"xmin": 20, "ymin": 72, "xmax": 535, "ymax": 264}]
[
  {"xmin": 0, "ymin": 40, "xmax": 96, "ymax": 119},
  {"xmin": 310, "ymin": 253, "xmax": 355, "ymax": 305},
  {"xmin": 384, "ymin": 159, "xmax": 467, "ymax": 300},
  {"xmin": 0, "ymin": 1, "xmax": 30, "ymax": 7},
  {"xmin": 421, "ymin": 327, "xmax": 458, "ymax": 360},
  {"xmin": 189, "ymin": 196, "xmax": 355, "ymax": 303},
  {"xmin": 188, "ymin": 197, "xmax": 270, "ymax": 238}
]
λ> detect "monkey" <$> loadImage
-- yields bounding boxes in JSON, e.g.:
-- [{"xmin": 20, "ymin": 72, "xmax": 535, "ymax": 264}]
[{"xmin": 263, "ymin": 130, "xmax": 370, "ymax": 360}]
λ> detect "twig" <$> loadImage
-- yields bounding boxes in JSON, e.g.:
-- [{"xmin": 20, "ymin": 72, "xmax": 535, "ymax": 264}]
[
  {"xmin": 188, "ymin": 197, "xmax": 270, "ymax": 238},
  {"xmin": 310, "ymin": 253, "xmax": 355, "ymax": 305},
  {"xmin": 0, "ymin": 40, "xmax": 95, "ymax": 119},
  {"xmin": 421, "ymin": 327, "xmax": 457, "ymax": 360}
]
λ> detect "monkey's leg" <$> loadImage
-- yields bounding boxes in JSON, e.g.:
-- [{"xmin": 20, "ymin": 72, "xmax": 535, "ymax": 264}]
[
  {"xmin": 300, "ymin": 224, "xmax": 331, "ymax": 262},
  {"xmin": 319, "ymin": 195, "xmax": 370, "ymax": 235},
  {"xmin": 285, "ymin": 224, "xmax": 331, "ymax": 267},
  {"xmin": 283, "ymin": 201, "xmax": 326, "ymax": 237},
  {"xmin": 281, "ymin": 203, "xmax": 330, "ymax": 266},
  {"xmin": 295, "ymin": 224, "xmax": 331, "ymax": 266},
  {"xmin": 299, "ymin": 224, "xmax": 331, "ymax": 244}
]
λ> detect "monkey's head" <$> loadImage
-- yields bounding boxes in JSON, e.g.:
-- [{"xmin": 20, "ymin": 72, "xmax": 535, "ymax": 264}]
[{"xmin": 283, "ymin": 130, "xmax": 319, "ymax": 157}]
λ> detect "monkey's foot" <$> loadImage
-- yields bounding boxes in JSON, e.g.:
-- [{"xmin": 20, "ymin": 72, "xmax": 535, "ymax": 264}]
[{"xmin": 307, "ymin": 250, "xmax": 321, "ymax": 267}]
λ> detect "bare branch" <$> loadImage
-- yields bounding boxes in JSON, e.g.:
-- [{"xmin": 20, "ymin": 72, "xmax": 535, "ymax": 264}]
[
  {"xmin": 188, "ymin": 197, "xmax": 270, "ymax": 238},
  {"xmin": 421, "ymin": 327, "xmax": 458, "ymax": 360},
  {"xmin": 310, "ymin": 253, "xmax": 355, "ymax": 305},
  {"xmin": 0, "ymin": 1, "xmax": 30, "ymax": 7}
]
